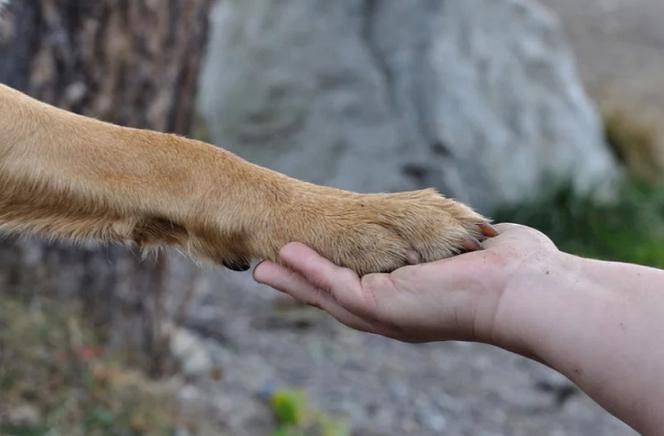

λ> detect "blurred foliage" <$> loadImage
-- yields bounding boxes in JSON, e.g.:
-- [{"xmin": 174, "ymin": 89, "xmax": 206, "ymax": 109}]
[
  {"xmin": 603, "ymin": 109, "xmax": 663, "ymax": 184},
  {"xmin": 496, "ymin": 108, "xmax": 664, "ymax": 268},
  {"xmin": 494, "ymin": 181, "xmax": 664, "ymax": 268},
  {"xmin": 0, "ymin": 297, "xmax": 181, "ymax": 436},
  {"xmin": 269, "ymin": 390, "xmax": 349, "ymax": 436}
]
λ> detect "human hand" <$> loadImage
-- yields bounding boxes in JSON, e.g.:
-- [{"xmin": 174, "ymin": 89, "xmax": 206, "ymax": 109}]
[
  {"xmin": 255, "ymin": 223, "xmax": 664, "ymax": 433},
  {"xmin": 253, "ymin": 223, "xmax": 561, "ymax": 344}
]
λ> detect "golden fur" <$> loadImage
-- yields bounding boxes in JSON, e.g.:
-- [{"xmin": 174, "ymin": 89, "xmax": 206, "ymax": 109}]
[{"xmin": 0, "ymin": 84, "xmax": 489, "ymax": 274}]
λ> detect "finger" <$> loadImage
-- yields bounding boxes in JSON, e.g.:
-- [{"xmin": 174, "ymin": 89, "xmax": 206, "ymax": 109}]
[
  {"xmin": 493, "ymin": 222, "xmax": 526, "ymax": 232},
  {"xmin": 254, "ymin": 259, "xmax": 316, "ymax": 300},
  {"xmin": 277, "ymin": 242, "xmax": 359, "ymax": 293},
  {"xmin": 253, "ymin": 260, "xmax": 286, "ymax": 289},
  {"xmin": 481, "ymin": 223, "xmax": 542, "ymax": 250},
  {"xmin": 277, "ymin": 242, "xmax": 378, "ymax": 317},
  {"xmin": 253, "ymin": 260, "xmax": 377, "ymax": 333}
]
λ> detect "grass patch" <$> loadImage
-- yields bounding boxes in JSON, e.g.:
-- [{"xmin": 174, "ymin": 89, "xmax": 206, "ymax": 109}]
[
  {"xmin": 496, "ymin": 107, "xmax": 664, "ymax": 268},
  {"xmin": 269, "ymin": 390, "xmax": 349, "ymax": 436},
  {"xmin": 603, "ymin": 109, "xmax": 663, "ymax": 183},
  {"xmin": 493, "ymin": 181, "xmax": 664, "ymax": 268},
  {"xmin": 0, "ymin": 297, "xmax": 182, "ymax": 436}
]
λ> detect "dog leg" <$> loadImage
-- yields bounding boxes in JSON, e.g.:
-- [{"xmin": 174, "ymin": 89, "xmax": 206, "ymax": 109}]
[{"xmin": 0, "ymin": 84, "xmax": 490, "ymax": 274}]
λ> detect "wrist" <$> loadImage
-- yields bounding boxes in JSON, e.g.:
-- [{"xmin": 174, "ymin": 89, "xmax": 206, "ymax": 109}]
[
  {"xmin": 496, "ymin": 253, "xmax": 664, "ymax": 432},
  {"xmin": 487, "ymin": 249, "xmax": 589, "ymax": 359}
]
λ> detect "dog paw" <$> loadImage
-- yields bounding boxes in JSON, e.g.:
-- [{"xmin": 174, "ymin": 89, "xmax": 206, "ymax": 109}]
[{"xmin": 273, "ymin": 188, "xmax": 494, "ymax": 275}]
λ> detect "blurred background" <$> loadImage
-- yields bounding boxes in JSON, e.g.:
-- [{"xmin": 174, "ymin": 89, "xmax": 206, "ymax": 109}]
[{"xmin": 0, "ymin": 0, "xmax": 661, "ymax": 434}]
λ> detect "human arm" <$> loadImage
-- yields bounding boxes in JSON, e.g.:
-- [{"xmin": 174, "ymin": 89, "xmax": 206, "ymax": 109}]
[{"xmin": 253, "ymin": 224, "xmax": 664, "ymax": 434}]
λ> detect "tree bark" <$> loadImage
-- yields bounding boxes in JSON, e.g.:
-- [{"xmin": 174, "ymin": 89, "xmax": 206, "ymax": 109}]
[{"xmin": 0, "ymin": 0, "xmax": 212, "ymax": 376}]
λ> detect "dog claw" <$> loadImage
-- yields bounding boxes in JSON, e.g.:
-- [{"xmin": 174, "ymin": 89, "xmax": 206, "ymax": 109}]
[
  {"xmin": 462, "ymin": 237, "xmax": 483, "ymax": 252},
  {"xmin": 223, "ymin": 258, "xmax": 251, "ymax": 271},
  {"xmin": 406, "ymin": 250, "xmax": 421, "ymax": 265},
  {"xmin": 478, "ymin": 223, "xmax": 498, "ymax": 237}
]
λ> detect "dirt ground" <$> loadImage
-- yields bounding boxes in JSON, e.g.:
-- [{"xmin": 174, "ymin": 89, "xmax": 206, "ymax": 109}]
[{"xmin": 178, "ymin": 267, "xmax": 637, "ymax": 435}]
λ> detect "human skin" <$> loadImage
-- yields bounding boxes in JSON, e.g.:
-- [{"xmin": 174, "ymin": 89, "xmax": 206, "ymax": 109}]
[{"xmin": 253, "ymin": 223, "xmax": 664, "ymax": 434}]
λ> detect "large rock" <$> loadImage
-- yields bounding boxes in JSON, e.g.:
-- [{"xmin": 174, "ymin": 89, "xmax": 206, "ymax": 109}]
[{"xmin": 199, "ymin": 0, "xmax": 617, "ymax": 212}]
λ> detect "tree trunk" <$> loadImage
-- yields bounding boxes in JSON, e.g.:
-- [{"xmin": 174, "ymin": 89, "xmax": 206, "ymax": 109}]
[{"xmin": 0, "ymin": 0, "xmax": 212, "ymax": 376}]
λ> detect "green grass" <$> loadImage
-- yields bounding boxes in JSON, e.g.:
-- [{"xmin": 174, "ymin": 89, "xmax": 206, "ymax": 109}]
[
  {"xmin": 0, "ymin": 297, "xmax": 182, "ymax": 436},
  {"xmin": 496, "ymin": 106, "xmax": 664, "ymax": 268},
  {"xmin": 603, "ymin": 109, "xmax": 662, "ymax": 183},
  {"xmin": 269, "ymin": 390, "xmax": 349, "ymax": 436},
  {"xmin": 493, "ymin": 181, "xmax": 664, "ymax": 268}
]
